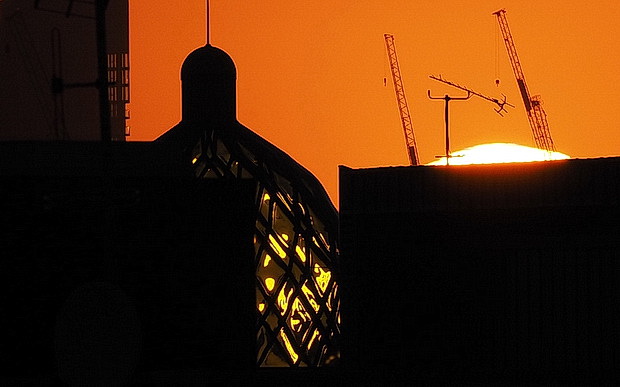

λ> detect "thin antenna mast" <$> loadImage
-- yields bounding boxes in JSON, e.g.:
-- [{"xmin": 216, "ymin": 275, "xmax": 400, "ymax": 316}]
[{"xmin": 206, "ymin": 0, "xmax": 210, "ymax": 45}]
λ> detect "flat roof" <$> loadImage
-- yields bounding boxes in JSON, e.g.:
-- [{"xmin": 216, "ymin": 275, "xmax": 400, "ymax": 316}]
[
  {"xmin": 340, "ymin": 157, "xmax": 620, "ymax": 214},
  {"xmin": 0, "ymin": 141, "xmax": 181, "ymax": 177}
]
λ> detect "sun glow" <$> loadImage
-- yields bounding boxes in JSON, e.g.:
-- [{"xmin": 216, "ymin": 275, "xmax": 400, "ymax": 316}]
[{"xmin": 426, "ymin": 143, "xmax": 570, "ymax": 166}]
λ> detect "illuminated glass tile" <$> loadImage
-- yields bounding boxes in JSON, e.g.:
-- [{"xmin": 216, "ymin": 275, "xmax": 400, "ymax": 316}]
[
  {"xmin": 289, "ymin": 297, "xmax": 312, "ymax": 340},
  {"xmin": 318, "ymin": 232, "xmax": 330, "ymax": 250},
  {"xmin": 307, "ymin": 328, "xmax": 320, "ymax": 350},
  {"xmin": 312, "ymin": 236, "xmax": 321, "ymax": 249},
  {"xmin": 275, "ymin": 191, "xmax": 293, "ymax": 213},
  {"xmin": 259, "ymin": 198, "xmax": 270, "ymax": 221},
  {"xmin": 302, "ymin": 282, "xmax": 320, "ymax": 312},
  {"xmin": 268, "ymin": 234, "xmax": 287, "ymax": 260},
  {"xmin": 263, "ymin": 253, "xmax": 272, "ymax": 268},
  {"xmin": 313, "ymin": 263, "xmax": 331, "ymax": 296},
  {"xmin": 327, "ymin": 283, "xmax": 338, "ymax": 312},
  {"xmin": 264, "ymin": 277, "xmax": 276, "ymax": 292},
  {"xmin": 277, "ymin": 283, "xmax": 294, "ymax": 315},
  {"xmin": 280, "ymin": 330, "xmax": 299, "ymax": 364},
  {"xmin": 295, "ymin": 239, "xmax": 307, "ymax": 264},
  {"xmin": 296, "ymin": 202, "xmax": 306, "ymax": 217}
]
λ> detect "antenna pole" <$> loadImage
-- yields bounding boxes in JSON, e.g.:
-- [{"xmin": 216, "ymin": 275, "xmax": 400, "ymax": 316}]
[
  {"xmin": 428, "ymin": 90, "xmax": 471, "ymax": 165},
  {"xmin": 206, "ymin": 0, "xmax": 210, "ymax": 45}
]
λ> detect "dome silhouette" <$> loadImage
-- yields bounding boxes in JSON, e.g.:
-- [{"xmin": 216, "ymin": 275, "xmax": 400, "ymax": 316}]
[
  {"xmin": 180, "ymin": 44, "xmax": 237, "ymax": 124},
  {"xmin": 181, "ymin": 44, "xmax": 236, "ymax": 81},
  {"xmin": 156, "ymin": 43, "xmax": 340, "ymax": 367}
]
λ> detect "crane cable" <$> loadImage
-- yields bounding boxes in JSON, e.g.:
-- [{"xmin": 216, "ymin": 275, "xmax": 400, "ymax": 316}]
[
  {"xmin": 383, "ymin": 40, "xmax": 388, "ymax": 87},
  {"xmin": 495, "ymin": 18, "xmax": 500, "ymax": 87}
]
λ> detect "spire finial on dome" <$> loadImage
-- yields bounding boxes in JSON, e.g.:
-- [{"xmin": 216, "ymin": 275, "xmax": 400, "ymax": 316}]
[{"xmin": 206, "ymin": 0, "xmax": 211, "ymax": 45}]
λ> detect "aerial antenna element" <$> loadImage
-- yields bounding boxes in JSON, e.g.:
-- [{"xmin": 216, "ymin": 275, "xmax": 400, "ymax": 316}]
[{"xmin": 429, "ymin": 75, "xmax": 515, "ymax": 116}]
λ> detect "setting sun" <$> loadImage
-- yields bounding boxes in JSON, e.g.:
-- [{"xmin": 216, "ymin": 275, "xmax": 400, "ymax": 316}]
[{"xmin": 426, "ymin": 143, "xmax": 570, "ymax": 166}]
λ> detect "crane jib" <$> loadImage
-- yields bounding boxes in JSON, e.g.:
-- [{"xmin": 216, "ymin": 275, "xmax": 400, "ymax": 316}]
[
  {"xmin": 384, "ymin": 34, "xmax": 420, "ymax": 166},
  {"xmin": 495, "ymin": 9, "xmax": 555, "ymax": 152},
  {"xmin": 517, "ymin": 79, "xmax": 532, "ymax": 112}
]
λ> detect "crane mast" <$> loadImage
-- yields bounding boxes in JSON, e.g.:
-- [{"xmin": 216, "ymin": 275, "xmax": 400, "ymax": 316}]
[
  {"xmin": 493, "ymin": 9, "xmax": 556, "ymax": 153},
  {"xmin": 384, "ymin": 34, "xmax": 419, "ymax": 166}
]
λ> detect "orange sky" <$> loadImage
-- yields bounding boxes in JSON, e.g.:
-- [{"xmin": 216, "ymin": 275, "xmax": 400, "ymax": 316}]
[{"xmin": 128, "ymin": 1, "xmax": 620, "ymax": 205}]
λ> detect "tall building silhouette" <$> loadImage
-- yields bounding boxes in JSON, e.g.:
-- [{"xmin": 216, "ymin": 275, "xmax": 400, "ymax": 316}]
[
  {"xmin": 340, "ymin": 159, "xmax": 620, "ymax": 385},
  {"xmin": 0, "ymin": 0, "xmax": 128, "ymax": 140},
  {"xmin": 1, "ymin": 25, "xmax": 340, "ymax": 386},
  {"xmin": 157, "ymin": 43, "xmax": 341, "ymax": 367}
]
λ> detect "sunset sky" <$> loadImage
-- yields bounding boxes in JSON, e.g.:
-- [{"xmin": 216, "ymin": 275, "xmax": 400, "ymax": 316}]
[{"xmin": 128, "ymin": 1, "xmax": 620, "ymax": 204}]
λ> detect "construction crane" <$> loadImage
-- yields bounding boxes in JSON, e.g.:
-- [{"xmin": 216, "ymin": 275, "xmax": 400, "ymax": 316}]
[
  {"xmin": 429, "ymin": 74, "xmax": 515, "ymax": 116},
  {"xmin": 384, "ymin": 34, "xmax": 419, "ymax": 166},
  {"xmin": 493, "ymin": 9, "xmax": 556, "ymax": 152}
]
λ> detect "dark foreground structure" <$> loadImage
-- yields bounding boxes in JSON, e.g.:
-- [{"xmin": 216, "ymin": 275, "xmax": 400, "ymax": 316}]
[
  {"xmin": 1, "ymin": 36, "xmax": 340, "ymax": 387},
  {"xmin": 0, "ymin": 0, "xmax": 130, "ymax": 141},
  {"xmin": 340, "ymin": 158, "xmax": 620, "ymax": 385},
  {"xmin": 5, "ymin": 3, "xmax": 620, "ymax": 385},
  {"xmin": 0, "ymin": 142, "xmax": 257, "ymax": 385}
]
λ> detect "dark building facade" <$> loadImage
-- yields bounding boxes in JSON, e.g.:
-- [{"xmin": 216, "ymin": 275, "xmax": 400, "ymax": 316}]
[
  {"xmin": 0, "ymin": 142, "xmax": 256, "ymax": 385},
  {"xmin": 0, "ymin": 0, "xmax": 129, "ymax": 141},
  {"xmin": 158, "ymin": 44, "xmax": 341, "ymax": 368},
  {"xmin": 339, "ymin": 158, "xmax": 620, "ymax": 385},
  {"xmin": 1, "ymin": 40, "xmax": 340, "ymax": 385}
]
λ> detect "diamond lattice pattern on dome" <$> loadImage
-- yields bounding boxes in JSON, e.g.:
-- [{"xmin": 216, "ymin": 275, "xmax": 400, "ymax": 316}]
[{"xmin": 189, "ymin": 129, "xmax": 340, "ymax": 367}]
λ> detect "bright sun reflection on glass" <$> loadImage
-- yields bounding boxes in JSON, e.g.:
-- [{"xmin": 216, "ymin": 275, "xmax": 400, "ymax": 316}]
[{"xmin": 426, "ymin": 143, "xmax": 570, "ymax": 166}]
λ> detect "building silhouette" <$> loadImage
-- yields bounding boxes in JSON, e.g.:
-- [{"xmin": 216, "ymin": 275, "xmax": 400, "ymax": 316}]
[
  {"xmin": 340, "ymin": 159, "xmax": 620, "ymax": 385},
  {"xmin": 157, "ymin": 43, "xmax": 341, "ymax": 368},
  {"xmin": 4, "ymin": 2, "xmax": 620, "ymax": 385},
  {"xmin": 0, "ymin": 0, "xmax": 129, "ymax": 141},
  {"xmin": 1, "ymin": 5, "xmax": 339, "ymax": 385},
  {"xmin": 1, "ymin": 142, "xmax": 257, "ymax": 385}
]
